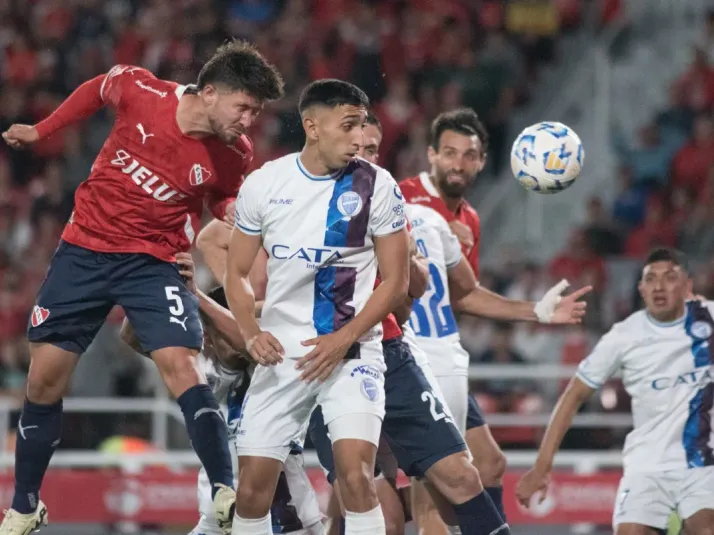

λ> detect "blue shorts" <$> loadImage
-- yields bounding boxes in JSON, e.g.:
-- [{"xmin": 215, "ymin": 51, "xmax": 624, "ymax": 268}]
[
  {"xmin": 466, "ymin": 391, "xmax": 486, "ymax": 430},
  {"xmin": 28, "ymin": 241, "xmax": 202, "ymax": 354},
  {"xmin": 309, "ymin": 337, "xmax": 466, "ymax": 481}
]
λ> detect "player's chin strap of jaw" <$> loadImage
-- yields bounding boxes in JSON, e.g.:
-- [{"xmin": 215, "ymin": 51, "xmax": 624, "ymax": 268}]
[{"xmin": 533, "ymin": 279, "xmax": 569, "ymax": 323}]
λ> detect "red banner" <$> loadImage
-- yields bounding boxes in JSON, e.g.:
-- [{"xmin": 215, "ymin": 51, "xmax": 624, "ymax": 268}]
[{"xmin": 0, "ymin": 469, "xmax": 622, "ymax": 525}]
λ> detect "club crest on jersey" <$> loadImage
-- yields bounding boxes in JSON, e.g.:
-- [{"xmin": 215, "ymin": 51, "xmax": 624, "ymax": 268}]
[
  {"xmin": 31, "ymin": 306, "xmax": 50, "ymax": 327},
  {"xmin": 337, "ymin": 191, "xmax": 363, "ymax": 220},
  {"xmin": 189, "ymin": 163, "xmax": 211, "ymax": 186},
  {"xmin": 360, "ymin": 378, "xmax": 379, "ymax": 402},
  {"xmin": 691, "ymin": 320, "xmax": 713, "ymax": 340}
]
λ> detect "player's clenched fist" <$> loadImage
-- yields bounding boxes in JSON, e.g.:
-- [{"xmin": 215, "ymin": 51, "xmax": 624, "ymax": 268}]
[
  {"xmin": 246, "ymin": 331, "xmax": 284, "ymax": 366},
  {"xmin": 515, "ymin": 467, "xmax": 551, "ymax": 508},
  {"xmin": 2, "ymin": 124, "xmax": 39, "ymax": 149}
]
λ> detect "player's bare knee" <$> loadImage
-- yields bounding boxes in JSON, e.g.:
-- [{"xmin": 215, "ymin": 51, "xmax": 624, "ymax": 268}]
[
  {"xmin": 338, "ymin": 466, "xmax": 376, "ymax": 504},
  {"xmin": 235, "ymin": 480, "xmax": 273, "ymax": 517},
  {"xmin": 427, "ymin": 452, "xmax": 483, "ymax": 502},
  {"xmin": 472, "ymin": 447, "xmax": 506, "ymax": 487},
  {"xmin": 26, "ymin": 344, "xmax": 76, "ymax": 403},
  {"xmin": 152, "ymin": 348, "xmax": 201, "ymax": 395}
]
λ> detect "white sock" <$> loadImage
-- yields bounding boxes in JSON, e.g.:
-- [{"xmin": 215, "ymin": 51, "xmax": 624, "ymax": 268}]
[
  {"xmin": 231, "ymin": 511, "xmax": 272, "ymax": 535},
  {"xmin": 448, "ymin": 527, "xmax": 463, "ymax": 535},
  {"xmin": 345, "ymin": 505, "xmax": 386, "ymax": 535}
]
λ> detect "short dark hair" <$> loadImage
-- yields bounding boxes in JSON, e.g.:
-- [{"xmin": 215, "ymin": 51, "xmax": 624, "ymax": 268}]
[
  {"xmin": 298, "ymin": 79, "xmax": 370, "ymax": 115},
  {"xmin": 365, "ymin": 112, "xmax": 382, "ymax": 133},
  {"xmin": 197, "ymin": 40, "xmax": 284, "ymax": 102},
  {"xmin": 644, "ymin": 248, "xmax": 688, "ymax": 272},
  {"xmin": 430, "ymin": 108, "xmax": 489, "ymax": 154},
  {"xmin": 207, "ymin": 286, "xmax": 229, "ymax": 309}
]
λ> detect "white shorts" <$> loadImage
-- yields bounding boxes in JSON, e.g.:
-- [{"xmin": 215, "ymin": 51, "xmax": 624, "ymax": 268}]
[
  {"xmin": 613, "ymin": 466, "xmax": 714, "ymax": 529},
  {"xmin": 434, "ymin": 373, "xmax": 468, "ymax": 435},
  {"xmin": 237, "ymin": 348, "xmax": 386, "ymax": 461},
  {"xmin": 190, "ymin": 454, "xmax": 324, "ymax": 535}
]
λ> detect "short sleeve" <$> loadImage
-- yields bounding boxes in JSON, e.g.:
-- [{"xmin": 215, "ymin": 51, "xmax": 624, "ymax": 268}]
[
  {"xmin": 100, "ymin": 65, "xmax": 158, "ymax": 111},
  {"xmin": 370, "ymin": 171, "xmax": 406, "ymax": 237},
  {"xmin": 435, "ymin": 217, "xmax": 463, "ymax": 268},
  {"xmin": 576, "ymin": 327, "xmax": 624, "ymax": 389},
  {"xmin": 234, "ymin": 171, "xmax": 264, "ymax": 236}
]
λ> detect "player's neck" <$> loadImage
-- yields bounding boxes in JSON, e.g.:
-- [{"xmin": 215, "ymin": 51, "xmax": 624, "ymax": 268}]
[
  {"xmin": 175, "ymin": 95, "xmax": 213, "ymax": 138},
  {"xmin": 428, "ymin": 174, "xmax": 462, "ymax": 213},
  {"xmin": 299, "ymin": 148, "xmax": 340, "ymax": 178}
]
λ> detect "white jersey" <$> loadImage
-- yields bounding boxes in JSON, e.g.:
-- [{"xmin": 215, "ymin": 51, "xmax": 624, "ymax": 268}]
[
  {"xmin": 235, "ymin": 153, "xmax": 406, "ymax": 358},
  {"xmin": 576, "ymin": 300, "xmax": 714, "ymax": 474},
  {"xmin": 406, "ymin": 203, "xmax": 470, "ymax": 376}
]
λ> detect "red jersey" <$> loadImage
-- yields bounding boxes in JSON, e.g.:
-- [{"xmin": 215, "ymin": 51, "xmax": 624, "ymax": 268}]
[
  {"xmin": 34, "ymin": 65, "xmax": 252, "ymax": 262},
  {"xmin": 399, "ymin": 172, "xmax": 481, "ymax": 278}
]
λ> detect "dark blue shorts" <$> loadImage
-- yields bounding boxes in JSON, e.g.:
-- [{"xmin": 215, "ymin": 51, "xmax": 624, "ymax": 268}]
[
  {"xmin": 466, "ymin": 391, "xmax": 486, "ymax": 430},
  {"xmin": 28, "ymin": 241, "xmax": 202, "ymax": 354},
  {"xmin": 309, "ymin": 337, "xmax": 466, "ymax": 481}
]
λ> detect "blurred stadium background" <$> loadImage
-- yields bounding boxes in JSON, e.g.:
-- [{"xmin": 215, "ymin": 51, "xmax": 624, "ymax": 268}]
[{"xmin": 0, "ymin": 0, "xmax": 712, "ymax": 533}]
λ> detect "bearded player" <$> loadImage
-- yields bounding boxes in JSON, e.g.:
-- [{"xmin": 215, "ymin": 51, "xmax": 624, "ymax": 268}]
[
  {"xmin": 399, "ymin": 108, "xmax": 508, "ymax": 525},
  {"xmin": 0, "ymin": 41, "xmax": 284, "ymax": 535}
]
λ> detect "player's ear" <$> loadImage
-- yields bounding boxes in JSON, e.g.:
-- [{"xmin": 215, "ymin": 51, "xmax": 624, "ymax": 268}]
[
  {"xmin": 477, "ymin": 152, "xmax": 488, "ymax": 173},
  {"xmin": 202, "ymin": 84, "xmax": 218, "ymax": 106},
  {"xmin": 427, "ymin": 145, "xmax": 437, "ymax": 166},
  {"xmin": 302, "ymin": 113, "xmax": 319, "ymax": 142}
]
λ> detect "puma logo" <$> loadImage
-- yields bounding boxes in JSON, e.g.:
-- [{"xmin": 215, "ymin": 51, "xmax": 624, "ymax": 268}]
[
  {"xmin": 136, "ymin": 123, "xmax": 154, "ymax": 144},
  {"xmin": 170, "ymin": 316, "xmax": 188, "ymax": 331}
]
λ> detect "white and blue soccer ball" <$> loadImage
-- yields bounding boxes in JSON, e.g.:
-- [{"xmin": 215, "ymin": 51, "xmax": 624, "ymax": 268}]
[{"xmin": 510, "ymin": 122, "xmax": 584, "ymax": 194}]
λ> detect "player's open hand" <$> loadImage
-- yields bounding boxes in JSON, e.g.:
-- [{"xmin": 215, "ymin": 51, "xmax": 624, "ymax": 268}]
[
  {"xmin": 2, "ymin": 124, "xmax": 39, "ymax": 149},
  {"xmin": 448, "ymin": 220, "xmax": 474, "ymax": 252},
  {"xmin": 296, "ymin": 332, "xmax": 353, "ymax": 382},
  {"xmin": 534, "ymin": 279, "xmax": 592, "ymax": 324},
  {"xmin": 175, "ymin": 252, "xmax": 197, "ymax": 294},
  {"xmin": 516, "ymin": 468, "xmax": 551, "ymax": 508},
  {"xmin": 246, "ymin": 332, "xmax": 284, "ymax": 366}
]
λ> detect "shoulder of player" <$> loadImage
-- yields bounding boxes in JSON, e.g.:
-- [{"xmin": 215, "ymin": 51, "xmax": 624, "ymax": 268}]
[{"xmin": 243, "ymin": 153, "xmax": 294, "ymax": 186}]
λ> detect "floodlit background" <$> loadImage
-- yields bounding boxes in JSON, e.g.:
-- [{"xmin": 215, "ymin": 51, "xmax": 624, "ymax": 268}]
[{"xmin": 0, "ymin": 0, "xmax": 711, "ymax": 533}]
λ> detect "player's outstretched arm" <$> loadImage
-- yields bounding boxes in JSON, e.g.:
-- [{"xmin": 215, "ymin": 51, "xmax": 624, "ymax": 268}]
[
  {"xmin": 516, "ymin": 377, "xmax": 594, "ymax": 507},
  {"xmin": 296, "ymin": 227, "xmax": 410, "ymax": 382},
  {"xmin": 224, "ymin": 228, "xmax": 283, "ymax": 365},
  {"xmin": 451, "ymin": 261, "xmax": 591, "ymax": 324}
]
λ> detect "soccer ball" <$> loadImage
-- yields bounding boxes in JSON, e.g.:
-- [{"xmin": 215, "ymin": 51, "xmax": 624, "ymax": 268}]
[{"xmin": 510, "ymin": 122, "xmax": 584, "ymax": 194}]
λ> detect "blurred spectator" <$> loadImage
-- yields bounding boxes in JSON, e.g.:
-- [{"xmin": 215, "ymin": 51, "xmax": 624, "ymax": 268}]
[
  {"xmin": 612, "ymin": 122, "xmax": 681, "ymax": 190},
  {"xmin": 655, "ymin": 83, "xmax": 696, "ymax": 140},
  {"xmin": 699, "ymin": 9, "xmax": 714, "ymax": 61},
  {"xmin": 624, "ymin": 199, "xmax": 677, "ymax": 258},
  {"xmin": 582, "ymin": 196, "xmax": 622, "ymax": 256},
  {"xmin": 612, "ymin": 166, "xmax": 648, "ymax": 231},
  {"xmin": 549, "ymin": 229, "xmax": 607, "ymax": 292},
  {"xmin": 675, "ymin": 47, "xmax": 714, "ymax": 112},
  {"xmin": 670, "ymin": 114, "xmax": 714, "ymax": 192},
  {"xmin": 474, "ymin": 322, "xmax": 536, "ymax": 397}
]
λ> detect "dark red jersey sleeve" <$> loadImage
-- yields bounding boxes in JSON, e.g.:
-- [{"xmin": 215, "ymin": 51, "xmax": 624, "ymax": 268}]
[{"xmin": 35, "ymin": 75, "xmax": 105, "ymax": 139}]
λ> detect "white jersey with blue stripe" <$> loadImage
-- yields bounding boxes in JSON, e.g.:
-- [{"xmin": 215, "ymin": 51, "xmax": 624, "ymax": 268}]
[
  {"xmin": 235, "ymin": 153, "xmax": 406, "ymax": 358},
  {"xmin": 576, "ymin": 300, "xmax": 714, "ymax": 474},
  {"xmin": 406, "ymin": 203, "xmax": 470, "ymax": 377}
]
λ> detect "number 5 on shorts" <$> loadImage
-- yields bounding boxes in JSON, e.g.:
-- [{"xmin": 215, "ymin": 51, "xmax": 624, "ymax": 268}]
[{"xmin": 165, "ymin": 286, "xmax": 184, "ymax": 316}]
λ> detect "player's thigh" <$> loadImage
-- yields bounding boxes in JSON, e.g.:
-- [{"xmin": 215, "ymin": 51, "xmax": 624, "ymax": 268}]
[
  {"xmin": 28, "ymin": 241, "xmax": 115, "ymax": 354},
  {"xmin": 613, "ymin": 472, "xmax": 673, "ymax": 532},
  {"xmin": 380, "ymin": 348, "xmax": 466, "ymax": 478},
  {"xmin": 615, "ymin": 524, "xmax": 663, "ymax": 535},
  {"xmin": 110, "ymin": 254, "xmax": 203, "ymax": 353},
  {"xmin": 317, "ymin": 351, "xmax": 387, "ymax": 442},
  {"xmin": 281, "ymin": 453, "xmax": 324, "ymax": 531},
  {"xmin": 679, "ymin": 466, "xmax": 714, "ymax": 534},
  {"xmin": 434, "ymin": 374, "xmax": 468, "ymax": 435},
  {"xmin": 237, "ymin": 360, "xmax": 319, "ymax": 462}
]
